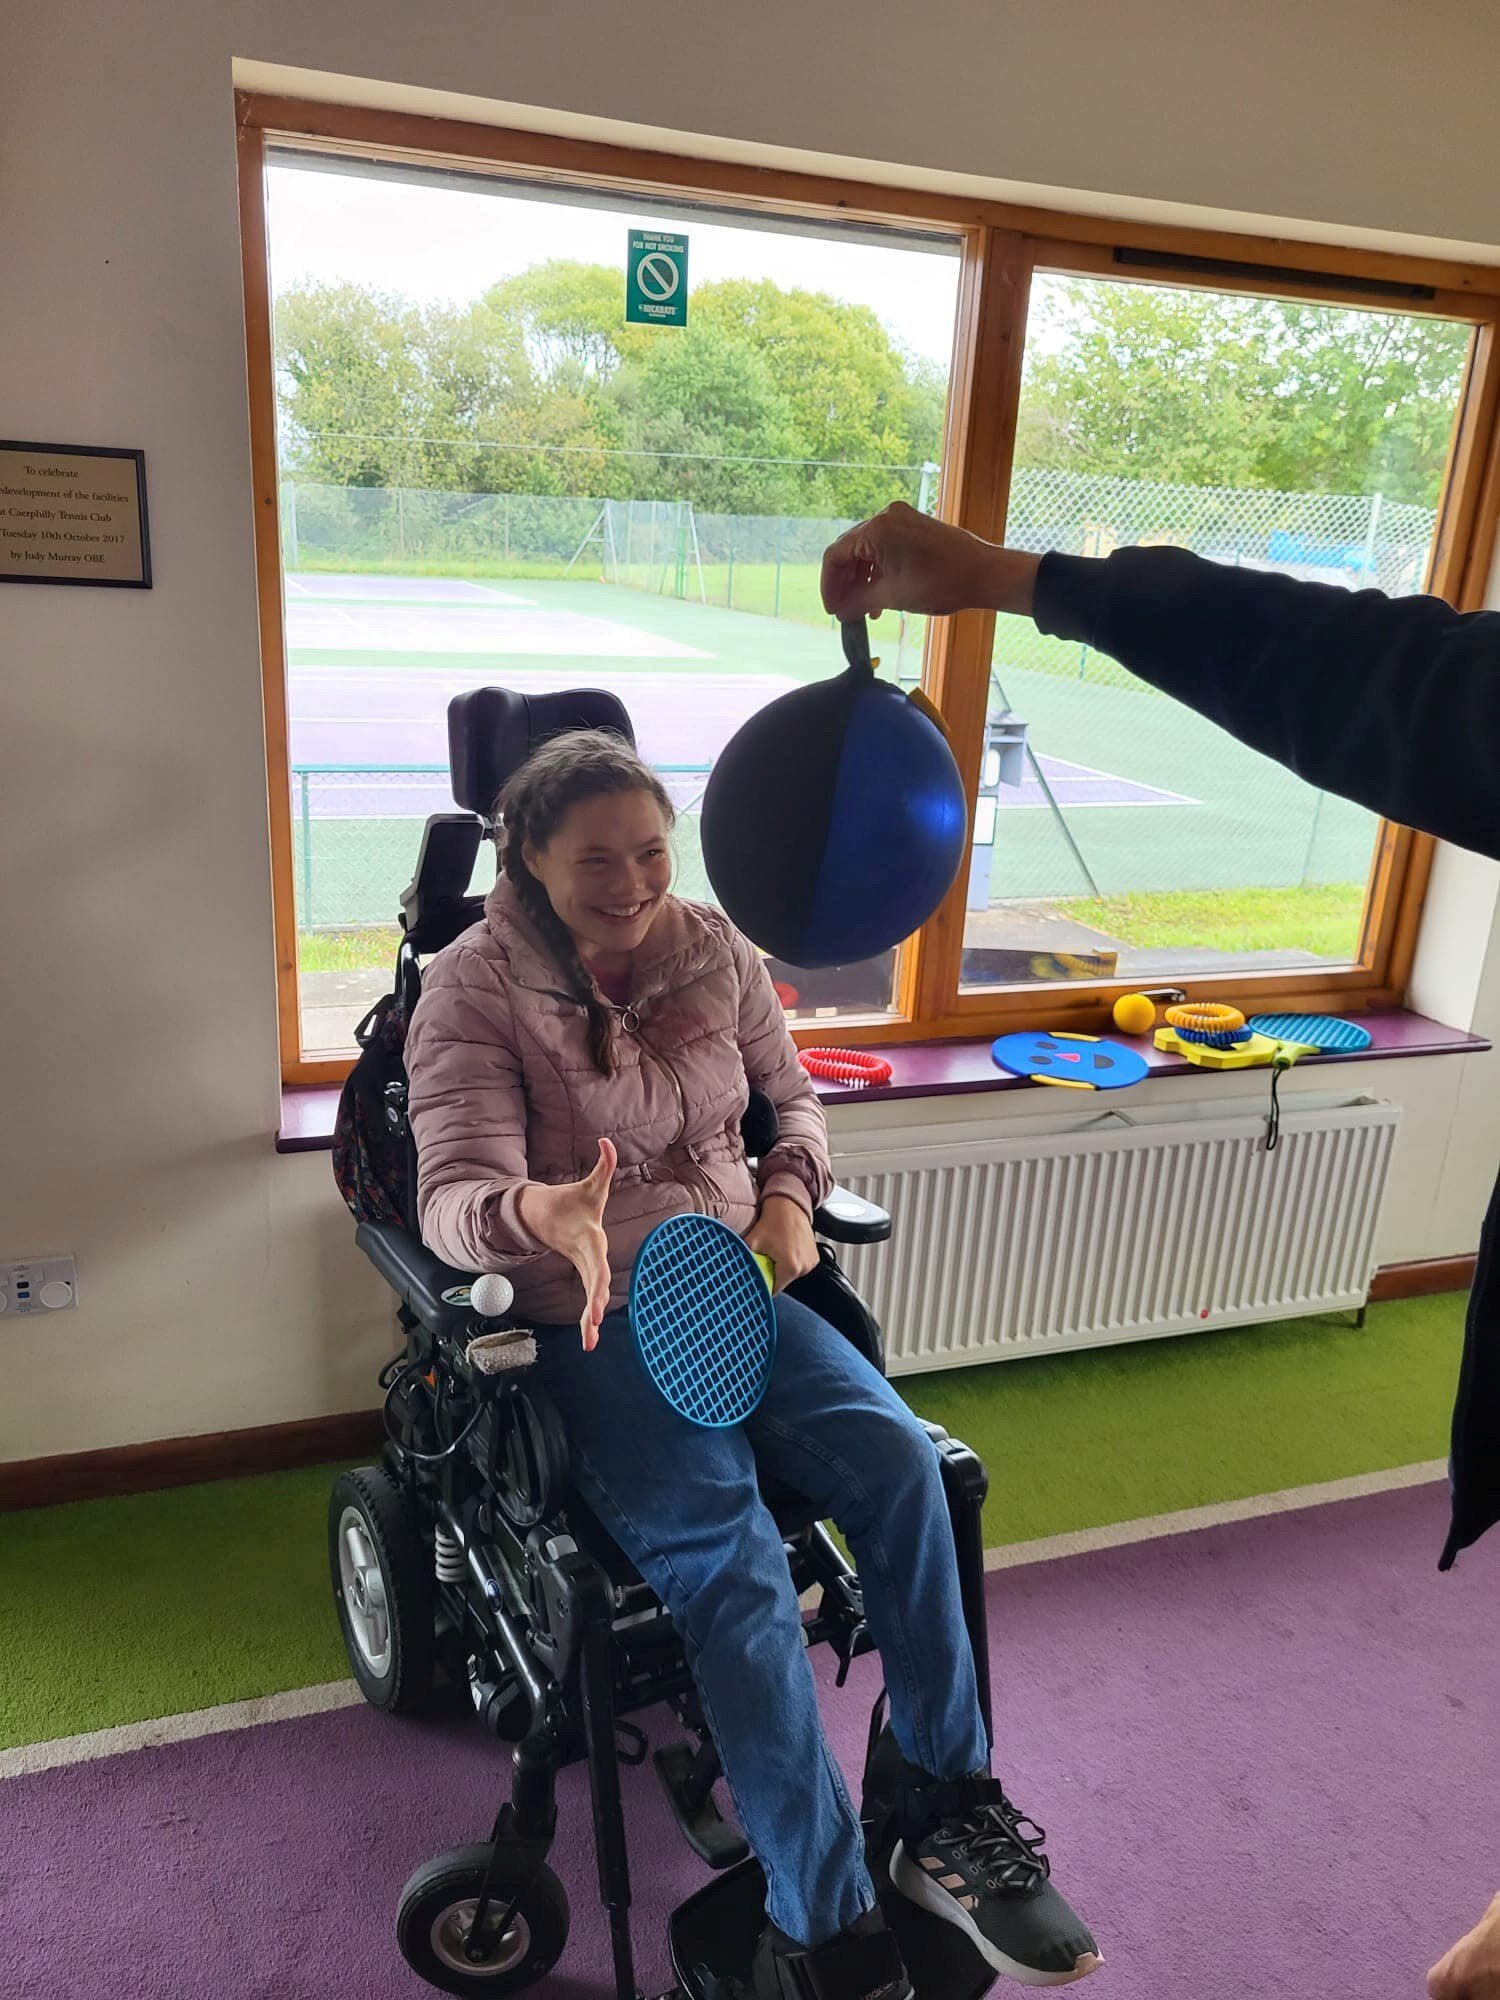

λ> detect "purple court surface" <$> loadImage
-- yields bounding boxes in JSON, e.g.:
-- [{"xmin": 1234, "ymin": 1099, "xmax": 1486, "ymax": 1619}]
[
  {"xmin": 284, "ymin": 571, "xmax": 1191, "ymax": 817},
  {"xmin": 288, "ymin": 676, "xmax": 1189, "ymax": 822},
  {"xmin": 5, "ymin": 1481, "xmax": 1497, "ymax": 2000}
]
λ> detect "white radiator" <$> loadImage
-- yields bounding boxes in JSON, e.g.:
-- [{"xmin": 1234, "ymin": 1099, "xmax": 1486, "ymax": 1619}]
[{"xmin": 831, "ymin": 1092, "xmax": 1400, "ymax": 1374}]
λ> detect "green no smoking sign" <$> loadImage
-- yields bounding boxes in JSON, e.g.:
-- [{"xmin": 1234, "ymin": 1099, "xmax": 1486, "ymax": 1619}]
[{"xmin": 626, "ymin": 230, "xmax": 689, "ymax": 327}]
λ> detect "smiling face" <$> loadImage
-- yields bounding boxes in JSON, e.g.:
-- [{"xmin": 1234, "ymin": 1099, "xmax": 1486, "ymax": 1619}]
[{"xmin": 523, "ymin": 787, "xmax": 674, "ymax": 966}]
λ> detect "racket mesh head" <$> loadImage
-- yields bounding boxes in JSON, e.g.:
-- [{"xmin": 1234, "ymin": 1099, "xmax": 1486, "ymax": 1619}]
[
  {"xmin": 1247, "ymin": 1012, "xmax": 1372, "ymax": 1052},
  {"xmin": 630, "ymin": 1215, "xmax": 776, "ymax": 1427}
]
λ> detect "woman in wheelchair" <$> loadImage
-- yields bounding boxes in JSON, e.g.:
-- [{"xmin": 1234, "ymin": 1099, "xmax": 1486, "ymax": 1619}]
[{"xmin": 403, "ymin": 729, "xmax": 1101, "ymax": 1994}]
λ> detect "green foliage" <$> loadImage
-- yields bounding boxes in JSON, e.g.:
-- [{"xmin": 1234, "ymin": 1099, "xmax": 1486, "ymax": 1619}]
[
  {"xmin": 277, "ymin": 263, "xmax": 1465, "ymax": 517},
  {"xmin": 275, "ymin": 262, "xmax": 940, "ymax": 515},
  {"xmin": 1018, "ymin": 279, "xmax": 1471, "ymax": 507}
]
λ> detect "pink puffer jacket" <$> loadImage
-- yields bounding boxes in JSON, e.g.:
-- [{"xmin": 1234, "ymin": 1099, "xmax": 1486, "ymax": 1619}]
[{"xmin": 404, "ymin": 878, "xmax": 834, "ymax": 1323}]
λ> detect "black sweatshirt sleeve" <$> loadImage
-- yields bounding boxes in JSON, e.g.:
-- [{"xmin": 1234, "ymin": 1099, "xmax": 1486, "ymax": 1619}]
[{"xmin": 1034, "ymin": 547, "xmax": 1500, "ymax": 862}]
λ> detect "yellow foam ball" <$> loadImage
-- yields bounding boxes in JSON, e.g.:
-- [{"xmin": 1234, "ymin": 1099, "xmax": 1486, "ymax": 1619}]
[{"xmin": 1112, "ymin": 993, "xmax": 1157, "ymax": 1036}]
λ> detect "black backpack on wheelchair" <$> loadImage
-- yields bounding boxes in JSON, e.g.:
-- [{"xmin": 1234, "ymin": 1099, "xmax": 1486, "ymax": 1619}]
[{"xmin": 331, "ymin": 683, "xmax": 997, "ymax": 2000}]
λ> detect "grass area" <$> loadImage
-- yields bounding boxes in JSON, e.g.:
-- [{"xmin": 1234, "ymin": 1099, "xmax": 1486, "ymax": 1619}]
[
  {"xmin": 1, "ymin": 1294, "xmax": 1464, "ymax": 1748},
  {"xmin": 300, "ymin": 926, "xmax": 402, "ymax": 973},
  {"xmin": 1059, "ymin": 881, "xmax": 1368, "ymax": 961},
  {"xmin": 296, "ymin": 883, "xmax": 1368, "ymax": 976}
]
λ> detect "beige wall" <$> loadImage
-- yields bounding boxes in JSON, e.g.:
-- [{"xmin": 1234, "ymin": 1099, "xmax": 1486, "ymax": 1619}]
[{"xmin": 5, "ymin": 2, "xmax": 1499, "ymax": 1462}]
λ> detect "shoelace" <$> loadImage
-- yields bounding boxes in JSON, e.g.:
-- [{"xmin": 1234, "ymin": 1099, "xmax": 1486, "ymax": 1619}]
[{"xmin": 948, "ymin": 1799, "xmax": 1051, "ymax": 1892}]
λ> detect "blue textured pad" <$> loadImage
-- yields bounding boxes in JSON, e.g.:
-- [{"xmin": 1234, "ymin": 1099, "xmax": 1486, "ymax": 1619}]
[
  {"xmin": 1247, "ymin": 1012, "xmax": 1373, "ymax": 1052},
  {"xmin": 630, "ymin": 1214, "xmax": 777, "ymax": 1429}
]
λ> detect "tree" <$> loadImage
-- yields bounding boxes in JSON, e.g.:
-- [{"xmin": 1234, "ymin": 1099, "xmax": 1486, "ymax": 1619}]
[
  {"xmin": 480, "ymin": 260, "xmax": 647, "ymax": 392},
  {"xmin": 1017, "ymin": 278, "xmax": 1470, "ymax": 507},
  {"xmin": 693, "ymin": 280, "xmax": 936, "ymax": 514},
  {"xmin": 613, "ymin": 321, "xmax": 808, "ymax": 513},
  {"xmin": 275, "ymin": 282, "xmax": 439, "ymax": 487},
  {"xmin": 274, "ymin": 264, "xmax": 950, "ymax": 515}
]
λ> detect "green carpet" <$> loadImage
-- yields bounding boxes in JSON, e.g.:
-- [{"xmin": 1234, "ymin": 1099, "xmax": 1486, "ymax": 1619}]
[
  {"xmin": 901, "ymin": 1295, "xmax": 1462, "ymax": 1544},
  {"xmin": 0, "ymin": 1296, "xmax": 1463, "ymax": 1752},
  {"xmin": 1, "ymin": 1464, "xmax": 352, "ymax": 1753}
]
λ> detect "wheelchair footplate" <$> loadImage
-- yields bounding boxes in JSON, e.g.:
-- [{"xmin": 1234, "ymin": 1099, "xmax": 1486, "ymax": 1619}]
[{"xmin": 665, "ymin": 1838, "xmax": 997, "ymax": 2000}]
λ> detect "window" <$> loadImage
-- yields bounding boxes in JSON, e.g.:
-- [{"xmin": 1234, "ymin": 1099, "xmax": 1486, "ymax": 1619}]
[
  {"xmin": 961, "ymin": 273, "xmax": 1473, "ymax": 993},
  {"xmin": 237, "ymin": 100, "xmax": 1500, "ymax": 1083},
  {"xmin": 261, "ymin": 152, "xmax": 959, "ymax": 1057}
]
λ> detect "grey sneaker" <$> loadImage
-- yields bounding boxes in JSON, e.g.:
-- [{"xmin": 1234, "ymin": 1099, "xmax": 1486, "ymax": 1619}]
[{"xmin": 890, "ymin": 1778, "xmax": 1101, "ymax": 1987}]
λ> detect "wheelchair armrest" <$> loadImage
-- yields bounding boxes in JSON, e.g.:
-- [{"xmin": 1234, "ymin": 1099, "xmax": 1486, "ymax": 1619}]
[
  {"xmin": 812, "ymin": 1185, "xmax": 891, "ymax": 1245},
  {"xmin": 355, "ymin": 1220, "xmax": 487, "ymax": 1340}
]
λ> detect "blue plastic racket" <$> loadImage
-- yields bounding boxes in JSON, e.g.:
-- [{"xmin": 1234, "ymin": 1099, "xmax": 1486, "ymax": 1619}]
[
  {"xmin": 629, "ymin": 1214, "xmax": 778, "ymax": 1428},
  {"xmin": 1247, "ymin": 1012, "xmax": 1373, "ymax": 1054}
]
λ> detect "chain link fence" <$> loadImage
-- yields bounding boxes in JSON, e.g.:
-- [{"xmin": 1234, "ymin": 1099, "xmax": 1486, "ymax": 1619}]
[
  {"xmin": 291, "ymin": 767, "xmax": 712, "ymax": 931},
  {"xmin": 283, "ymin": 468, "xmax": 1439, "ymax": 941},
  {"xmin": 993, "ymin": 468, "xmax": 1434, "ymax": 696},
  {"xmin": 281, "ymin": 484, "xmax": 605, "ymax": 573}
]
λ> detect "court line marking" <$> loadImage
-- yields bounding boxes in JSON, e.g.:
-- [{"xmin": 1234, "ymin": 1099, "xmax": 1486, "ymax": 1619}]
[{"xmin": 0, "ymin": 1681, "xmax": 365, "ymax": 1780}]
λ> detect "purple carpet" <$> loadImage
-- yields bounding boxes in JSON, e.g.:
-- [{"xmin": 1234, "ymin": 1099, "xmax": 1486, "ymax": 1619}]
[{"xmin": 5, "ymin": 1482, "xmax": 1497, "ymax": 2000}]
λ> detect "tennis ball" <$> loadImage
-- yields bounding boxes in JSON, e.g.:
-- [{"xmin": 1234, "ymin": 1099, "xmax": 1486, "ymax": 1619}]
[{"xmin": 1112, "ymin": 993, "xmax": 1157, "ymax": 1036}]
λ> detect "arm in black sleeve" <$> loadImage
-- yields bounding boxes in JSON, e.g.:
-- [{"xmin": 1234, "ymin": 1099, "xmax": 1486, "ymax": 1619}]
[{"xmin": 1033, "ymin": 546, "xmax": 1500, "ymax": 862}]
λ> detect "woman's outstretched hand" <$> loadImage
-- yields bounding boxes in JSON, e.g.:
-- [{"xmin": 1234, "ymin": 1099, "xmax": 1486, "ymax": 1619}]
[
  {"xmin": 820, "ymin": 500, "xmax": 1040, "ymax": 622},
  {"xmin": 518, "ymin": 1139, "xmax": 617, "ymax": 1350}
]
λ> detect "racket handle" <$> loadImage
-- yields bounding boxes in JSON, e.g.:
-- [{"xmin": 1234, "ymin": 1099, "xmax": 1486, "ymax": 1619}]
[{"xmin": 471, "ymin": 1272, "xmax": 515, "ymax": 1319}]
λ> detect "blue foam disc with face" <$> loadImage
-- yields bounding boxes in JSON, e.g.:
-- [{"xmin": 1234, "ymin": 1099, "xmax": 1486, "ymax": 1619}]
[{"xmin": 990, "ymin": 1030, "xmax": 1149, "ymax": 1090}]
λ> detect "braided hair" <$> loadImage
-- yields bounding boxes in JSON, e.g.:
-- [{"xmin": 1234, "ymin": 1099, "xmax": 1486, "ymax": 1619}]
[{"xmin": 496, "ymin": 730, "xmax": 676, "ymax": 1076}]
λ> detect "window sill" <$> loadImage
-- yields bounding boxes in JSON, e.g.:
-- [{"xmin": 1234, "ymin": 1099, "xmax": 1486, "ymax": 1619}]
[{"xmin": 277, "ymin": 1007, "xmax": 1487, "ymax": 1152}]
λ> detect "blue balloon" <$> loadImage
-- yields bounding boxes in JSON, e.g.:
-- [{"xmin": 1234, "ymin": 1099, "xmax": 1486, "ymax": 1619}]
[{"xmin": 701, "ymin": 623, "xmax": 969, "ymax": 969}]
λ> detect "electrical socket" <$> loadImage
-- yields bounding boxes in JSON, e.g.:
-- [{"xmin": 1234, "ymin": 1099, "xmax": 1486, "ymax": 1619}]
[{"xmin": 0, "ymin": 1256, "xmax": 78, "ymax": 1316}]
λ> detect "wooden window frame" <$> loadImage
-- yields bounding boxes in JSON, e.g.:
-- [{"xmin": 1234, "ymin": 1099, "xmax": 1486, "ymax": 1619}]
[{"xmin": 235, "ymin": 92, "xmax": 1500, "ymax": 1085}]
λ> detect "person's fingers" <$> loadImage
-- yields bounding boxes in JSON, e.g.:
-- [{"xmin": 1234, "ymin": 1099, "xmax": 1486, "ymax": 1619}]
[
  {"xmin": 582, "ymin": 1136, "xmax": 617, "ymax": 1209},
  {"xmin": 574, "ymin": 1222, "xmax": 611, "ymax": 1352},
  {"xmin": 821, "ymin": 526, "xmax": 888, "ymax": 618}
]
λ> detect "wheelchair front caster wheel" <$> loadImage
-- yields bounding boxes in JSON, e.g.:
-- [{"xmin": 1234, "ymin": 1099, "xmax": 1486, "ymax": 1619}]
[{"xmin": 397, "ymin": 1842, "xmax": 570, "ymax": 1997}]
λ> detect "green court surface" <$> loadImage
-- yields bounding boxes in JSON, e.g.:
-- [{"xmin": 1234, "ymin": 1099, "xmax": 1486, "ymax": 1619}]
[{"xmin": 2, "ymin": 1294, "xmax": 1463, "ymax": 1749}]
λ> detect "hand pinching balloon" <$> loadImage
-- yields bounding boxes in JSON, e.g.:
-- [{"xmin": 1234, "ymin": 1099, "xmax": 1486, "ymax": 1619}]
[{"xmin": 700, "ymin": 620, "xmax": 968, "ymax": 969}]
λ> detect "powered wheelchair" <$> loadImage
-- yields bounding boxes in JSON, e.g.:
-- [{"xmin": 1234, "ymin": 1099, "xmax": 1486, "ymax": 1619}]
[{"xmin": 331, "ymin": 684, "xmax": 998, "ymax": 2000}]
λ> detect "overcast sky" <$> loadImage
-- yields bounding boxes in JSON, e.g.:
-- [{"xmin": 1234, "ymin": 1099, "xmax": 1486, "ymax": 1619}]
[{"xmin": 267, "ymin": 159, "xmax": 965, "ymax": 372}]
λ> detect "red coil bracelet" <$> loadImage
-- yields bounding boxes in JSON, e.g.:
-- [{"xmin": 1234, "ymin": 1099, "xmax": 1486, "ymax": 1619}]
[{"xmin": 798, "ymin": 1048, "xmax": 894, "ymax": 1088}]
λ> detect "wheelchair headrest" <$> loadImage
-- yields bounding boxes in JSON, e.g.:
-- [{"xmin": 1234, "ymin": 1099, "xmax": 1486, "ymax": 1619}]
[{"xmin": 448, "ymin": 687, "xmax": 637, "ymax": 819}]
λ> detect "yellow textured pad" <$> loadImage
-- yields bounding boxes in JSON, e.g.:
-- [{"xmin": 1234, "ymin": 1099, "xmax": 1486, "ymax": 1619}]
[{"xmin": 1155, "ymin": 1027, "xmax": 1287, "ymax": 1070}]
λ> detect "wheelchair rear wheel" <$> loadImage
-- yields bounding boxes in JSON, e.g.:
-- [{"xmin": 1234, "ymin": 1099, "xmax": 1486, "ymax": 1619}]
[
  {"xmin": 329, "ymin": 1467, "xmax": 434, "ymax": 1712},
  {"xmin": 397, "ymin": 1842, "xmax": 569, "ymax": 1997}
]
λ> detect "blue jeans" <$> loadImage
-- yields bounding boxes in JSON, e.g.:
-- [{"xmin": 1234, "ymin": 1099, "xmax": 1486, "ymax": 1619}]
[{"xmin": 533, "ymin": 1292, "xmax": 989, "ymax": 1946}]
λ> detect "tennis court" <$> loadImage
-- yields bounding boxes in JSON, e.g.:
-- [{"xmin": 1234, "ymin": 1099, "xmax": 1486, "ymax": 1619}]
[{"xmin": 285, "ymin": 572, "xmax": 1376, "ymax": 928}]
